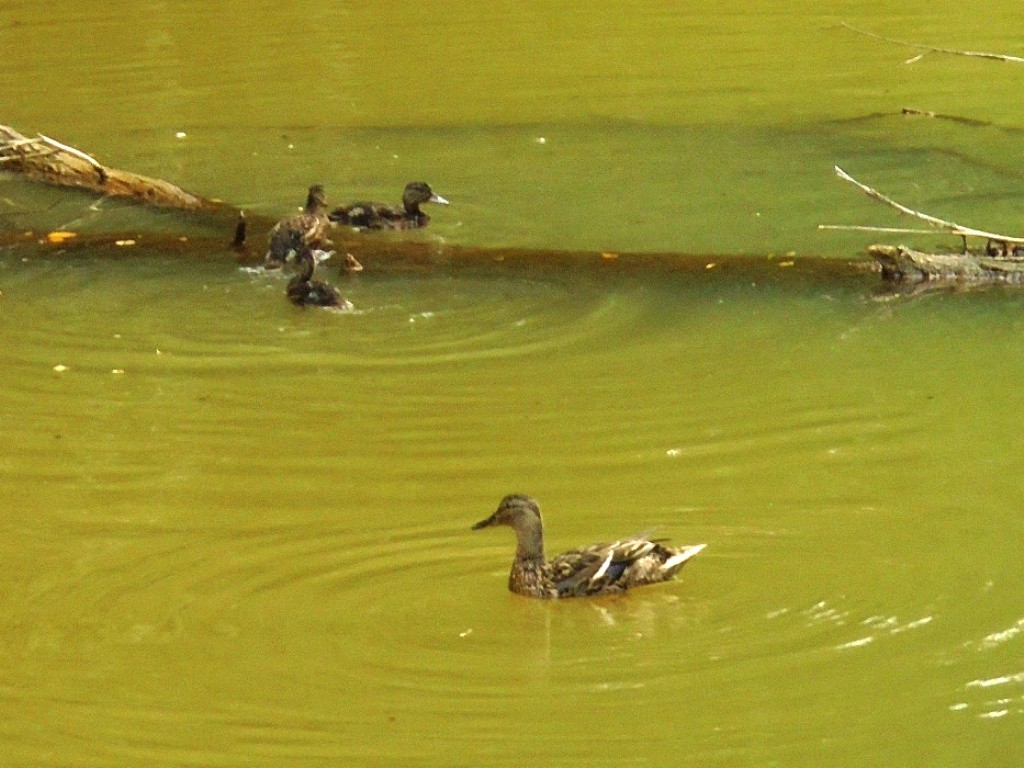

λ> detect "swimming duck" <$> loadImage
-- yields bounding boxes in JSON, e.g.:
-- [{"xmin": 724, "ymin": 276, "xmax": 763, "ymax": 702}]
[
  {"xmin": 266, "ymin": 184, "xmax": 332, "ymax": 268},
  {"xmin": 286, "ymin": 248, "xmax": 352, "ymax": 310},
  {"xmin": 328, "ymin": 181, "xmax": 448, "ymax": 230},
  {"xmin": 472, "ymin": 494, "xmax": 706, "ymax": 599}
]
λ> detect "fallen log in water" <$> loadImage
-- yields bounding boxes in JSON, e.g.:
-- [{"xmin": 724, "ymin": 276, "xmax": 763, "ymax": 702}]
[
  {"xmin": 2, "ymin": 121, "xmax": 1022, "ymax": 295},
  {"xmin": 0, "ymin": 224, "xmax": 876, "ymax": 286},
  {"xmin": 0, "ymin": 122, "xmax": 872, "ymax": 283}
]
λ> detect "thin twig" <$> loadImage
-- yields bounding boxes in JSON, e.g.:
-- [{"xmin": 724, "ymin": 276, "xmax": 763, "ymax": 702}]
[
  {"xmin": 837, "ymin": 22, "xmax": 1024, "ymax": 64},
  {"xmin": 833, "ymin": 165, "xmax": 1024, "ymax": 244},
  {"xmin": 818, "ymin": 224, "xmax": 936, "ymax": 234}
]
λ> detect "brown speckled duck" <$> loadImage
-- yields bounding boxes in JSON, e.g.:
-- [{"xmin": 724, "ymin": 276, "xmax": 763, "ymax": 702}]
[
  {"xmin": 329, "ymin": 181, "xmax": 448, "ymax": 230},
  {"xmin": 266, "ymin": 184, "xmax": 332, "ymax": 268},
  {"xmin": 472, "ymin": 494, "xmax": 706, "ymax": 598},
  {"xmin": 286, "ymin": 248, "xmax": 352, "ymax": 310}
]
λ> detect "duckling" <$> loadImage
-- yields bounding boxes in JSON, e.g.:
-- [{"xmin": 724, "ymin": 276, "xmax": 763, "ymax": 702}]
[
  {"xmin": 329, "ymin": 181, "xmax": 448, "ymax": 230},
  {"xmin": 286, "ymin": 248, "xmax": 352, "ymax": 310},
  {"xmin": 340, "ymin": 252, "xmax": 364, "ymax": 273},
  {"xmin": 472, "ymin": 494, "xmax": 706, "ymax": 599},
  {"xmin": 266, "ymin": 184, "xmax": 332, "ymax": 269}
]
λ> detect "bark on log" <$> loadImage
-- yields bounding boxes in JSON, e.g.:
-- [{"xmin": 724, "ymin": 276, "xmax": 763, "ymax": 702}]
[
  {"xmin": 870, "ymin": 244, "xmax": 1024, "ymax": 283},
  {"xmin": 0, "ymin": 125, "xmax": 219, "ymax": 210}
]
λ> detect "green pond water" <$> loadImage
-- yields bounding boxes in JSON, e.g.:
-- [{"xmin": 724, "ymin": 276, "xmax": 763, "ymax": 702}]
[{"xmin": 3, "ymin": 2, "xmax": 1024, "ymax": 766}]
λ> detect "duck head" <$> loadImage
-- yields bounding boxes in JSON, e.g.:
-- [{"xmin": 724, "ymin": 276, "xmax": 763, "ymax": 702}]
[
  {"xmin": 403, "ymin": 181, "xmax": 449, "ymax": 212},
  {"xmin": 472, "ymin": 494, "xmax": 541, "ymax": 530},
  {"xmin": 473, "ymin": 494, "xmax": 546, "ymax": 561},
  {"xmin": 305, "ymin": 184, "xmax": 327, "ymax": 212}
]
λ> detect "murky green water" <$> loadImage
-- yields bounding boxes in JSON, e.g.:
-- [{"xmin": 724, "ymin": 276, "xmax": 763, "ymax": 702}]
[{"xmin": 3, "ymin": 2, "xmax": 1024, "ymax": 766}]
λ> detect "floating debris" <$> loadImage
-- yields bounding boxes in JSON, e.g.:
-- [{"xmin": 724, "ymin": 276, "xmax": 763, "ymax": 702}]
[{"xmin": 45, "ymin": 231, "xmax": 77, "ymax": 244}]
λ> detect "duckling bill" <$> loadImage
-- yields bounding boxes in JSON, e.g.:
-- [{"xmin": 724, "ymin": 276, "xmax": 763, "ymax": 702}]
[
  {"xmin": 329, "ymin": 181, "xmax": 448, "ymax": 230},
  {"xmin": 473, "ymin": 494, "xmax": 706, "ymax": 598}
]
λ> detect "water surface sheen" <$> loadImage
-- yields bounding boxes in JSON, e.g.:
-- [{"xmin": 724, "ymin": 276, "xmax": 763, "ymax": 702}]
[{"xmin": 3, "ymin": 1, "xmax": 1024, "ymax": 766}]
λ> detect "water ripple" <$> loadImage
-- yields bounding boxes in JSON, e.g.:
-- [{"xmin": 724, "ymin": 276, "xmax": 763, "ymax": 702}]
[{"xmin": 3, "ymin": 255, "xmax": 644, "ymax": 374}]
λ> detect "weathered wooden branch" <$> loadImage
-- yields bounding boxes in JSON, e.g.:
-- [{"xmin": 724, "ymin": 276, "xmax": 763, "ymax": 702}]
[
  {"xmin": 837, "ymin": 22, "xmax": 1024, "ymax": 64},
  {"xmin": 1, "ymin": 124, "xmax": 216, "ymax": 210}
]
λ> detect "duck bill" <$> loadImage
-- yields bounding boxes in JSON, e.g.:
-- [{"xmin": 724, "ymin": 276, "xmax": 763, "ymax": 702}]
[
  {"xmin": 471, "ymin": 512, "xmax": 497, "ymax": 530},
  {"xmin": 428, "ymin": 193, "xmax": 449, "ymax": 205}
]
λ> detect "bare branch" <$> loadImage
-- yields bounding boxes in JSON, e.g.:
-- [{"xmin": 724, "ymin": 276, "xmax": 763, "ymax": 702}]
[
  {"xmin": 818, "ymin": 224, "xmax": 936, "ymax": 235},
  {"xmin": 833, "ymin": 166, "xmax": 1024, "ymax": 244},
  {"xmin": 837, "ymin": 22, "xmax": 1024, "ymax": 64}
]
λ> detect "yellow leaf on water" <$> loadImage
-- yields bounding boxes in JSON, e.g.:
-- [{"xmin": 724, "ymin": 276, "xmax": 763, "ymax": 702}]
[{"xmin": 46, "ymin": 231, "xmax": 77, "ymax": 244}]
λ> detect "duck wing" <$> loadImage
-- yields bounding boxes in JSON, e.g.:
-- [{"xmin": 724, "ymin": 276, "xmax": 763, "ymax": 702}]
[
  {"xmin": 330, "ymin": 202, "xmax": 402, "ymax": 228},
  {"xmin": 551, "ymin": 537, "xmax": 706, "ymax": 597},
  {"xmin": 550, "ymin": 538, "xmax": 660, "ymax": 597}
]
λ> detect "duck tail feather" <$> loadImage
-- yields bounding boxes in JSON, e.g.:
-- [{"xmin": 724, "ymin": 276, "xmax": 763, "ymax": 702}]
[{"xmin": 662, "ymin": 543, "xmax": 707, "ymax": 573}]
